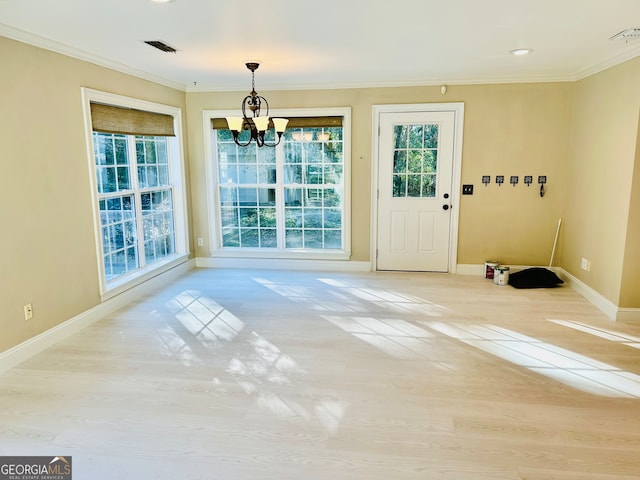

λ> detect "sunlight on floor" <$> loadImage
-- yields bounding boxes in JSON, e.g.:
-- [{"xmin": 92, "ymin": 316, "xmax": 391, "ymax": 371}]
[
  {"xmin": 322, "ymin": 315, "xmax": 434, "ymax": 360},
  {"xmin": 425, "ymin": 321, "xmax": 640, "ymax": 398},
  {"xmin": 163, "ymin": 290, "xmax": 245, "ymax": 355},
  {"xmin": 318, "ymin": 277, "xmax": 450, "ymax": 316},
  {"xmin": 226, "ymin": 332, "xmax": 347, "ymax": 434},
  {"xmin": 550, "ymin": 319, "xmax": 640, "ymax": 349},
  {"xmin": 253, "ymin": 277, "xmax": 368, "ymax": 313}
]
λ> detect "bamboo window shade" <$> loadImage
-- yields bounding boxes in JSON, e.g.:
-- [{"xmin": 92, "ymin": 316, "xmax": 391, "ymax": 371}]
[
  {"xmin": 211, "ymin": 116, "xmax": 343, "ymax": 130},
  {"xmin": 90, "ymin": 103, "xmax": 175, "ymax": 136}
]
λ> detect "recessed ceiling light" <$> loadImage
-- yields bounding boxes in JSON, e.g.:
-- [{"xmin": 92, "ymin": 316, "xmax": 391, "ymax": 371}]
[
  {"xmin": 509, "ymin": 48, "xmax": 533, "ymax": 56},
  {"xmin": 151, "ymin": 0, "xmax": 174, "ymax": 3}
]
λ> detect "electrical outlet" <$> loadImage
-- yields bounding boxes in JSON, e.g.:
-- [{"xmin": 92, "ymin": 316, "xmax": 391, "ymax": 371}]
[
  {"xmin": 510, "ymin": 175, "xmax": 519, "ymax": 186},
  {"xmin": 496, "ymin": 175, "xmax": 505, "ymax": 185},
  {"xmin": 482, "ymin": 175, "xmax": 491, "ymax": 185},
  {"xmin": 524, "ymin": 175, "xmax": 533, "ymax": 186},
  {"xmin": 462, "ymin": 184, "xmax": 474, "ymax": 195},
  {"xmin": 24, "ymin": 303, "xmax": 33, "ymax": 320},
  {"xmin": 581, "ymin": 257, "xmax": 591, "ymax": 271},
  {"xmin": 197, "ymin": 237, "xmax": 204, "ymax": 247},
  {"xmin": 538, "ymin": 175, "xmax": 547, "ymax": 184}
]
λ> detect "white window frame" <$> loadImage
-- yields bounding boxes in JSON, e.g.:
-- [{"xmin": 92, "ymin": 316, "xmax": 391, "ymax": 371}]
[
  {"xmin": 81, "ymin": 88, "xmax": 190, "ymax": 300},
  {"xmin": 203, "ymin": 107, "xmax": 352, "ymax": 260}
]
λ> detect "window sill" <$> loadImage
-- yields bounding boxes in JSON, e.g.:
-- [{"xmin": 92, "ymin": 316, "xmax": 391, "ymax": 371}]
[
  {"xmin": 209, "ymin": 248, "xmax": 351, "ymax": 261},
  {"xmin": 100, "ymin": 253, "xmax": 191, "ymax": 302}
]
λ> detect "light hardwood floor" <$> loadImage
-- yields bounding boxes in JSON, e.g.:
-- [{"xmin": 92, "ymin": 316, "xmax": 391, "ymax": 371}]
[{"xmin": 1, "ymin": 268, "xmax": 640, "ymax": 479}]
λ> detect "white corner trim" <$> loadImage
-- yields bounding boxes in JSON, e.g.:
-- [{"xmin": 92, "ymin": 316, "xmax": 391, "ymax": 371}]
[
  {"xmin": 554, "ymin": 268, "xmax": 618, "ymax": 321},
  {"xmin": 615, "ymin": 308, "xmax": 640, "ymax": 323},
  {"xmin": 0, "ymin": 259, "xmax": 195, "ymax": 375},
  {"xmin": 196, "ymin": 256, "xmax": 371, "ymax": 272}
]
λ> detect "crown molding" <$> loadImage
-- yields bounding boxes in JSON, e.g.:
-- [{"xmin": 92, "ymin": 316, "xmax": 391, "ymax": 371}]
[
  {"xmin": 3, "ymin": 22, "xmax": 638, "ymax": 93},
  {"xmin": 574, "ymin": 46, "xmax": 640, "ymax": 81},
  {"xmin": 0, "ymin": 23, "xmax": 187, "ymax": 91}
]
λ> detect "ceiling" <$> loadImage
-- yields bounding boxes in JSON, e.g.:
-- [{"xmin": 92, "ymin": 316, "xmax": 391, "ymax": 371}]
[{"xmin": 1, "ymin": 0, "xmax": 639, "ymax": 92}]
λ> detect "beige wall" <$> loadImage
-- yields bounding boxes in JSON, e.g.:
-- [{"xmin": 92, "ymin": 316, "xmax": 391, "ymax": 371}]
[
  {"xmin": 2, "ymin": 33, "xmax": 638, "ymax": 354},
  {"xmin": 187, "ymin": 82, "xmax": 573, "ymax": 265},
  {"xmin": 562, "ymin": 57, "xmax": 640, "ymax": 306},
  {"xmin": 619, "ymin": 111, "xmax": 640, "ymax": 307},
  {"xmin": 0, "ymin": 36, "xmax": 189, "ymax": 352}
]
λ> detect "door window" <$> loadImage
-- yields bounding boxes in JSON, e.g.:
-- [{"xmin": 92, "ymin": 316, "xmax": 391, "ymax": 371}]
[{"xmin": 392, "ymin": 124, "xmax": 439, "ymax": 198}]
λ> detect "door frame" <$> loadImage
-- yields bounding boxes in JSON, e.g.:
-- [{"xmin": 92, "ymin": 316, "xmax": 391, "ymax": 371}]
[{"xmin": 371, "ymin": 103, "xmax": 464, "ymax": 273}]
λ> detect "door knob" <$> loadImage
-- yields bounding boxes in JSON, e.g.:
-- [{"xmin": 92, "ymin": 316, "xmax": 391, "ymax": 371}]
[{"xmin": 442, "ymin": 204, "xmax": 450, "ymax": 211}]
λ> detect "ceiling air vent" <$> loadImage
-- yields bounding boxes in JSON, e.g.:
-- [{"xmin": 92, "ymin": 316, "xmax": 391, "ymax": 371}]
[
  {"xmin": 144, "ymin": 40, "xmax": 177, "ymax": 53},
  {"xmin": 609, "ymin": 28, "xmax": 640, "ymax": 42}
]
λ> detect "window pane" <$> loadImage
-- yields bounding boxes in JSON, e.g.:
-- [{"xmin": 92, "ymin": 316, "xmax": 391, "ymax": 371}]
[
  {"xmin": 261, "ymin": 229, "xmax": 277, "ymax": 248},
  {"xmin": 99, "ymin": 193, "xmax": 138, "ymax": 280},
  {"xmin": 239, "ymin": 208, "xmax": 258, "ymax": 227},
  {"xmin": 407, "ymin": 175, "xmax": 421, "ymax": 197},
  {"xmin": 393, "ymin": 151, "xmax": 407, "ymax": 174},
  {"xmin": 285, "ymin": 229, "xmax": 303, "ymax": 248},
  {"xmin": 424, "ymin": 124, "xmax": 439, "ymax": 148},
  {"xmin": 222, "ymin": 227, "xmax": 240, "ymax": 247},
  {"xmin": 409, "ymin": 125, "xmax": 423, "ymax": 148},
  {"xmin": 259, "ymin": 165, "xmax": 276, "ymax": 184},
  {"xmin": 393, "ymin": 175, "xmax": 406, "ymax": 197},
  {"xmin": 304, "ymin": 230, "xmax": 323, "ymax": 248},
  {"xmin": 259, "ymin": 207, "xmax": 276, "ymax": 227},
  {"xmin": 423, "ymin": 150, "xmax": 438, "ymax": 173},
  {"xmin": 324, "ymin": 230, "xmax": 342, "ymax": 249},
  {"xmin": 220, "ymin": 186, "xmax": 239, "ymax": 206},
  {"xmin": 141, "ymin": 189, "xmax": 175, "ymax": 265},
  {"xmin": 117, "ymin": 167, "xmax": 130, "ymax": 190},
  {"xmin": 303, "ymin": 208, "xmax": 322, "ymax": 228},
  {"xmin": 137, "ymin": 165, "xmax": 147, "ymax": 189},
  {"xmin": 394, "ymin": 125, "xmax": 407, "ymax": 148},
  {"xmin": 219, "ymin": 164, "xmax": 238, "ymax": 183},
  {"xmin": 422, "ymin": 174, "xmax": 436, "ymax": 197},
  {"xmin": 408, "ymin": 151, "xmax": 422, "ymax": 173},
  {"xmin": 285, "ymin": 208, "xmax": 302, "ymax": 228},
  {"xmin": 324, "ymin": 209, "xmax": 342, "ymax": 228},
  {"xmin": 240, "ymin": 228, "xmax": 259, "ymax": 247},
  {"xmin": 284, "ymin": 164, "xmax": 302, "ymax": 183},
  {"xmin": 115, "ymin": 137, "xmax": 128, "ymax": 164},
  {"xmin": 220, "ymin": 207, "xmax": 238, "ymax": 228},
  {"xmin": 239, "ymin": 164, "xmax": 258, "ymax": 184}
]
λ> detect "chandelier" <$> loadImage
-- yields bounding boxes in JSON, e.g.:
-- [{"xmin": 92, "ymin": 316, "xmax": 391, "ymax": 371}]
[{"xmin": 226, "ymin": 62, "xmax": 289, "ymax": 147}]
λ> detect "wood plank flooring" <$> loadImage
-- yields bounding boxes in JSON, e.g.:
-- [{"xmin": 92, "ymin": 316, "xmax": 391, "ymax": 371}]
[{"xmin": 1, "ymin": 268, "xmax": 639, "ymax": 479}]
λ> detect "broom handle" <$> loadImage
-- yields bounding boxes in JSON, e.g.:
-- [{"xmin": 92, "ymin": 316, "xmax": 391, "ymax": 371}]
[{"xmin": 549, "ymin": 218, "xmax": 562, "ymax": 268}]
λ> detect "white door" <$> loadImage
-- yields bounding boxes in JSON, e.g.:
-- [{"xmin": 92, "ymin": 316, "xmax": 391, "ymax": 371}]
[{"xmin": 376, "ymin": 110, "xmax": 457, "ymax": 272}]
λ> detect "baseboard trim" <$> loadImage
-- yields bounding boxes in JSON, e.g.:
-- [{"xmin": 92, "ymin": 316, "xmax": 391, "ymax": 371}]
[
  {"xmin": 616, "ymin": 308, "xmax": 640, "ymax": 322},
  {"xmin": 555, "ymin": 268, "xmax": 619, "ymax": 321},
  {"xmin": 455, "ymin": 264, "xmax": 485, "ymax": 276},
  {"xmin": 456, "ymin": 264, "xmax": 640, "ymax": 322},
  {"xmin": 455, "ymin": 263, "xmax": 545, "ymax": 276},
  {"xmin": 0, "ymin": 259, "xmax": 196, "ymax": 375},
  {"xmin": 196, "ymin": 256, "xmax": 371, "ymax": 272}
]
